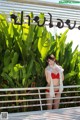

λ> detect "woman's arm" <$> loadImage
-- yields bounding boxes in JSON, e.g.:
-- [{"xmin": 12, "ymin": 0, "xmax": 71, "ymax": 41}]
[{"xmin": 45, "ymin": 68, "xmax": 51, "ymax": 85}]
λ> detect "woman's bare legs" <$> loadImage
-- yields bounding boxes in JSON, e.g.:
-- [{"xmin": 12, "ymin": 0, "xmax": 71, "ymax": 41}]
[
  {"xmin": 53, "ymin": 92, "xmax": 61, "ymax": 109},
  {"xmin": 46, "ymin": 90, "xmax": 61, "ymax": 110},
  {"xmin": 46, "ymin": 92, "xmax": 53, "ymax": 110}
]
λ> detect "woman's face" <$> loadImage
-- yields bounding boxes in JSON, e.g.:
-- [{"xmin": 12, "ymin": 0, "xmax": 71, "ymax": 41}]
[{"xmin": 47, "ymin": 58, "xmax": 55, "ymax": 66}]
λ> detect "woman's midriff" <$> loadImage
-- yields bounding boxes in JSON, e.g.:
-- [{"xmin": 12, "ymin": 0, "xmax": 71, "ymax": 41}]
[
  {"xmin": 52, "ymin": 78, "xmax": 60, "ymax": 85},
  {"xmin": 46, "ymin": 78, "xmax": 60, "ymax": 93}
]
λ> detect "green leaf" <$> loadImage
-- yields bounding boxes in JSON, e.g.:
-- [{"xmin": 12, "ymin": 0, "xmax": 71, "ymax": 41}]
[{"xmin": 65, "ymin": 71, "xmax": 77, "ymax": 80}]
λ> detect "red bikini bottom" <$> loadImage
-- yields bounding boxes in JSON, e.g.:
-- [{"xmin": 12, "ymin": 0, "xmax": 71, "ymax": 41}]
[{"xmin": 46, "ymin": 89, "xmax": 59, "ymax": 93}]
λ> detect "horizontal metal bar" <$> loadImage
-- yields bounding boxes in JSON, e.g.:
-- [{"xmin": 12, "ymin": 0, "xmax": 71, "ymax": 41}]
[
  {"xmin": 0, "ymin": 91, "xmax": 80, "ymax": 97},
  {"xmin": 2, "ymin": 0, "xmax": 80, "ymax": 12},
  {"xmin": 1, "ymin": 11, "xmax": 80, "ymax": 22},
  {"xmin": 0, "ymin": 96, "xmax": 80, "ymax": 104},
  {"xmin": 0, "ymin": 6, "xmax": 80, "ymax": 19},
  {"xmin": 1, "ymin": 1, "xmax": 80, "ymax": 19},
  {"xmin": 0, "ymin": 93, "xmax": 39, "ymax": 97},
  {"xmin": 0, "ymin": 17, "xmax": 80, "ymax": 26},
  {"xmin": 44, "ymin": 101, "xmax": 80, "ymax": 106},
  {"xmin": 1, "ymin": 1, "xmax": 80, "ymax": 27},
  {"xmin": 1, "ymin": 11, "xmax": 80, "ymax": 21},
  {"xmin": 0, "ymin": 21, "xmax": 79, "ymax": 29},
  {"xmin": 62, "ymin": 91, "xmax": 80, "ymax": 93},
  {"xmin": 0, "ymin": 101, "xmax": 80, "ymax": 110},
  {"xmin": 1, "ymin": 3, "xmax": 80, "ymax": 15},
  {"xmin": 0, "ymin": 0, "xmax": 80, "ymax": 22},
  {"xmin": 0, "ymin": 85, "xmax": 80, "ymax": 91},
  {"xmin": 6, "ymin": 0, "xmax": 80, "ymax": 10}
]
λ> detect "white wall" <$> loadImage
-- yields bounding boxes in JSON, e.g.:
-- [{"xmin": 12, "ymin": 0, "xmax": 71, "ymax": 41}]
[{"xmin": 47, "ymin": 26, "xmax": 80, "ymax": 51}]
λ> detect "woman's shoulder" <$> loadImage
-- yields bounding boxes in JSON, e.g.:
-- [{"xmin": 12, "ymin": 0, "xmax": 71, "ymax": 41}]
[{"xmin": 45, "ymin": 66, "xmax": 52, "ymax": 72}]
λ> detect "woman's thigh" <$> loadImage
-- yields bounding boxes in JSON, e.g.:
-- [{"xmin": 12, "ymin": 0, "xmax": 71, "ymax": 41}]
[
  {"xmin": 54, "ymin": 92, "xmax": 61, "ymax": 103},
  {"xmin": 46, "ymin": 92, "xmax": 53, "ymax": 109}
]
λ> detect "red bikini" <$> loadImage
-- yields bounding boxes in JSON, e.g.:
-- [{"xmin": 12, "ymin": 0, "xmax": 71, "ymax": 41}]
[
  {"xmin": 46, "ymin": 89, "xmax": 59, "ymax": 93},
  {"xmin": 51, "ymin": 73, "xmax": 60, "ymax": 79}
]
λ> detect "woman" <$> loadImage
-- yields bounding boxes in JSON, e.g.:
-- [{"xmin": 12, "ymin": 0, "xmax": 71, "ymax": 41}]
[{"xmin": 45, "ymin": 54, "xmax": 64, "ymax": 109}]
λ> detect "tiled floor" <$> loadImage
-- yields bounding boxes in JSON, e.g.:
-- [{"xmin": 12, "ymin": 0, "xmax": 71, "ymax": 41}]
[{"xmin": 6, "ymin": 107, "xmax": 80, "ymax": 120}]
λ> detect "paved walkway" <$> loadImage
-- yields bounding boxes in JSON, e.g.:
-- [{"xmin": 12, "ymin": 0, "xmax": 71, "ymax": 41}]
[{"xmin": 6, "ymin": 107, "xmax": 80, "ymax": 120}]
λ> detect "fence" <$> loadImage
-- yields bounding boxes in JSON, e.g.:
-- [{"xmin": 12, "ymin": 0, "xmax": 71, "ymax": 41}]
[{"xmin": 0, "ymin": 85, "xmax": 80, "ymax": 113}]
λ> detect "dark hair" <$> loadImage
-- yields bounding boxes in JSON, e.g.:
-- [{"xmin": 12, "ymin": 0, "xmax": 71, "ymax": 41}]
[
  {"xmin": 46, "ymin": 54, "xmax": 55, "ymax": 60},
  {"xmin": 46, "ymin": 55, "xmax": 55, "ymax": 61},
  {"xmin": 46, "ymin": 54, "xmax": 59, "ymax": 65}
]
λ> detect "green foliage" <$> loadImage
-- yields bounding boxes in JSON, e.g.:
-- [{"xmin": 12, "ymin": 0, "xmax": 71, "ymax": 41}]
[{"xmin": 0, "ymin": 13, "xmax": 45, "ymax": 88}]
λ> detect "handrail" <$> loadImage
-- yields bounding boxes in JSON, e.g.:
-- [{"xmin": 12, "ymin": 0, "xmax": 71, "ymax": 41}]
[
  {"xmin": 0, "ymin": 85, "xmax": 80, "ymax": 91},
  {"xmin": 1, "ymin": 0, "xmax": 80, "ymax": 26},
  {"xmin": 0, "ymin": 96, "xmax": 80, "ymax": 104},
  {"xmin": 7, "ymin": 0, "xmax": 80, "ymax": 10},
  {"xmin": 0, "ymin": 85, "xmax": 80, "ymax": 112}
]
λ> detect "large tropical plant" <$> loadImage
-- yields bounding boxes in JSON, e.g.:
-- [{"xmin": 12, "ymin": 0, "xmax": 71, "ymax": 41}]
[
  {"xmin": 0, "ymin": 12, "xmax": 80, "ymax": 89},
  {"xmin": 0, "ymin": 13, "xmax": 50, "ymax": 88}
]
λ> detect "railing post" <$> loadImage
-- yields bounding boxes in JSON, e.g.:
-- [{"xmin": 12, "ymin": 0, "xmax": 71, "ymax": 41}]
[{"xmin": 38, "ymin": 89, "xmax": 43, "ymax": 111}]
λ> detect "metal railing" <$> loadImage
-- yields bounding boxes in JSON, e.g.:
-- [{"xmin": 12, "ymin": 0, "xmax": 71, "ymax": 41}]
[
  {"xmin": 0, "ymin": 85, "xmax": 80, "ymax": 113},
  {"xmin": 1, "ymin": 0, "xmax": 80, "ymax": 25}
]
